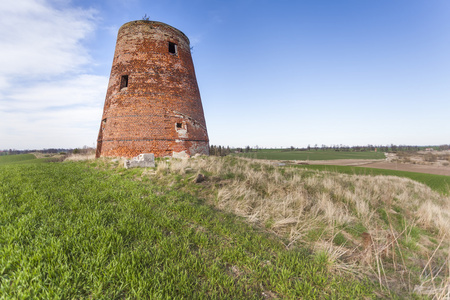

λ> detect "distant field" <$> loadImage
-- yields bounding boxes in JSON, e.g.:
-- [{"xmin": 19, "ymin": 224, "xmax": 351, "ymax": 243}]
[
  {"xmin": 0, "ymin": 154, "xmax": 39, "ymax": 165},
  {"xmin": 294, "ymin": 164, "xmax": 450, "ymax": 195},
  {"xmin": 235, "ymin": 149, "xmax": 386, "ymax": 160},
  {"xmin": 0, "ymin": 154, "xmax": 61, "ymax": 165}
]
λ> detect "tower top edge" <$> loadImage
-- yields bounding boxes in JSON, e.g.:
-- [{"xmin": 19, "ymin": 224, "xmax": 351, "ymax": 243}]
[{"xmin": 119, "ymin": 20, "xmax": 190, "ymax": 43}]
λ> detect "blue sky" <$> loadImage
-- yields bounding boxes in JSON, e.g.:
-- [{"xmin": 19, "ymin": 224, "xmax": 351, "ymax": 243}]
[{"xmin": 1, "ymin": 0, "xmax": 449, "ymax": 150}]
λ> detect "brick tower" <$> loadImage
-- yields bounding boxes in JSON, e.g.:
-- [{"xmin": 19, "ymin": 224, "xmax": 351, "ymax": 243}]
[{"xmin": 96, "ymin": 20, "xmax": 209, "ymax": 158}]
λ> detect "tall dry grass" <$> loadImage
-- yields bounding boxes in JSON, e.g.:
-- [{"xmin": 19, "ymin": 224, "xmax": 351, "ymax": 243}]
[
  {"xmin": 157, "ymin": 156, "xmax": 449, "ymax": 237},
  {"xmin": 155, "ymin": 156, "xmax": 450, "ymax": 296},
  {"xmin": 64, "ymin": 153, "xmax": 96, "ymax": 161}
]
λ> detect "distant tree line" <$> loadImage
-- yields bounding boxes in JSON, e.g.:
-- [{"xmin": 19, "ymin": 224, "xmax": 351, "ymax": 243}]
[
  {"xmin": 208, "ymin": 144, "xmax": 450, "ymax": 157},
  {"xmin": 209, "ymin": 145, "xmax": 258, "ymax": 156},
  {"xmin": 274, "ymin": 144, "xmax": 450, "ymax": 153},
  {"xmin": 3, "ymin": 144, "xmax": 449, "ymax": 157},
  {"xmin": 0, "ymin": 146, "xmax": 96, "ymax": 156},
  {"xmin": 209, "ymin": 145, "xmax": 232, "ymax": 156},
  {"xmin": 299, "ymin": 144, "xmax": 450, "ymax": 152}
]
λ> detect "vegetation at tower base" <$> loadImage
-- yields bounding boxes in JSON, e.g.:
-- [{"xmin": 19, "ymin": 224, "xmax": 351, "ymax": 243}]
[
  {"xmin": 96, "ymin": 20, "xmax": 209, "ymax": 159},
  {"xmin": 1, "ymin": 154, "xmax": 449, "ymax": 298}
]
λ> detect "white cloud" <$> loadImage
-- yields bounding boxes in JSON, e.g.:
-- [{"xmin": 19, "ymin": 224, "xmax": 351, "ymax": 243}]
[
  {"xmin": 0, "ymin": 74, "xmax": 107, "ymax": 149},
  {"xmin": 0, "ymin": 0, "xmax": 96, "ymax": 79},
  {"xmin": 3, "ymin": 75, "xmax": 107, "ymax": 112},
  {"xmin": 0, "ymin": 0, "xmax": 108, "ymax": 149},
  {"xmin": 0, "ymin": 77, "xmax": 9, "ymax": 90}
]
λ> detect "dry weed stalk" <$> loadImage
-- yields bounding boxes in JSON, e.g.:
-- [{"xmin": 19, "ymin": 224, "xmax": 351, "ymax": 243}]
[{"xmin": 415, "ymin": 242, "xmax": 450, "ymax": 299}]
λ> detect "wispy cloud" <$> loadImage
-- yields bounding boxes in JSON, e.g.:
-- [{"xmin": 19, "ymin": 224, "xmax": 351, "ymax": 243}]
[
  {"xmin": 0, "ymin": 0, "xmax": 97, "ymax": 79},
  {"xmin": 3, "ymin": 75, "xmax": 106, "ymax": 112},
  {"xmin": 0, "ymin": 0, "xmax": 107, "ymax": 149}
]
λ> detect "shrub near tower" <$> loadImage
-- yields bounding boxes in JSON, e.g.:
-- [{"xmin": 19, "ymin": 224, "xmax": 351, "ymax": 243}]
[{"xmin": 96, "ymin": 20, "xmax": 209, "ymax": 158}]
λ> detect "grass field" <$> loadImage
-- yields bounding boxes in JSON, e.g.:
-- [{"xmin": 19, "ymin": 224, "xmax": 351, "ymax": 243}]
[
  {"xmin": 294, "ymin": 164, "xmax": 450, "ymax": 195},
  {"xmin": 0, "ymin": 153, "xmax": 60, "ymax": 165},
  {"xmin": 0, "ymin": 154, "xmax": 40, "ymax": 165},
  {"xmin": 236, "ymin": 149, "xmax": 386, "ymax": 160},
  {"xmin": 0, "ymin": 159, "xmax": 373, "ymax": 299}
]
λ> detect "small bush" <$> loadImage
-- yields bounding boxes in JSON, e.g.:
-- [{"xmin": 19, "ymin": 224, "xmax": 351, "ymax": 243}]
[
  {"xmin": 424, "ymin": 153, "xmax": 437, "ymax": 162},
  {"xmin": 333, "ymin": 232, "xmax": 347, "ymax": 246}
]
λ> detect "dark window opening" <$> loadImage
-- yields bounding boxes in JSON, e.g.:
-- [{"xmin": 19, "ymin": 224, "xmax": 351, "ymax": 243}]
[
  {"xmin": 169, "ymin": 42, "xmax": 177, "ymax": 55},
  {"xmin": 176, "ymin": 122, "xmax": 182, "ymax": 129},
  {"xmin": 120, "ymin": 75, "xmax": 128, "ymax": 90}
]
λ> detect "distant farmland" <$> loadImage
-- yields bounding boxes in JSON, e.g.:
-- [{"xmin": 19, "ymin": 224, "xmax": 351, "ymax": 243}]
[
  {"xmin": 235, "ymin": 149, "xmax": 386, "ymax": 160},
  {"xmin": 293, "ymin": 164, "xmax": 450, "ymax": 195}
]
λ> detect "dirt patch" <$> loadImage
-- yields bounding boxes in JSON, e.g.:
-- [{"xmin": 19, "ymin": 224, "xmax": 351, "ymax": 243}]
[
  {"xmin": 288, "ymin": 151, "xmax": 450, "ymax": 176},
  {"xmin": 358, "ymin": 161, "xmax": 450, "ymax": 176},
  {"xmin": 295, "ymin": 158, "xmax": 450, "ymax": 176}
]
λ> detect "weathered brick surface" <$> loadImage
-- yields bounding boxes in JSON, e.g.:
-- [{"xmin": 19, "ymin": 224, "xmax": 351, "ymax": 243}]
[{"xmin": 96, "ymin": 20, "xmax": 209, "ymax": 158}]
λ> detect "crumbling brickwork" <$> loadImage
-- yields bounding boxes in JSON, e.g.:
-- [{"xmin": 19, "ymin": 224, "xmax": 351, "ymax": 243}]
[{"xmin": 96, "ymin": 20, "xmax": 209, "ymax": 158}]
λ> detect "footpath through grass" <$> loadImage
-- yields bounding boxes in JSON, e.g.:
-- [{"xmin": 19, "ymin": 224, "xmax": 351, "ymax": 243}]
[
  {"xmin": 0, "ymin": 160, "xmax": 373, "ymax": 299},
  {"xmin": 236, "ymin": 149, "xmax": 385, "ymax": 161},
  {"xmin": 294, "ymin": 164, "xmax": 450, "ymax": 195}
]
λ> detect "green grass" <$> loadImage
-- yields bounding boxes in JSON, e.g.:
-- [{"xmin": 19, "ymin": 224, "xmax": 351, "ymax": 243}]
[
  {"xmin": 0, "ymin": 161, "xmax": 373, "ymax": 299},
  {"xmin": 0, "ymin": 154, "xmax": 51, "ymax": 165},
  {"xmin": 236, "ymin": 149, "xmax": 386, "ymax": 161},
  {"xmin": 294, "ymin": 164, "xmax": 450, "ymax": 195},
  {"xmin": 0, "ymin": 154, "xmax": 36, "ymax": 164}
]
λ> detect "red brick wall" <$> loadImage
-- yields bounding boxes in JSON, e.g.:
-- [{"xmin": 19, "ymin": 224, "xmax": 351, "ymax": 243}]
[{"xmin": 96, "ymin": 21, "xmax": 209, "ymax": 158}]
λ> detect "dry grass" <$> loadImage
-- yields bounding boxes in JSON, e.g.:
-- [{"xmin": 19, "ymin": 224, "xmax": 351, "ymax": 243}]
[
  {"xmin": 64, "ymin": 153, "xmax": 96, "ymax": 161},
  {"xmin": 394, "ymin": 151, "xmax": 450, "ymax": 167},
  {"xmin": 159, "ymin": 156, "xmax": 450, "ymax": 237},
  {"xmin": 154, "ymin": 156, "xmax": 450, "ymax": 297}
]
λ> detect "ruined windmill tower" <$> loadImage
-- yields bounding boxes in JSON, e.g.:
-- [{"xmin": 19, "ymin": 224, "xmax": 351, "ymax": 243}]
[{"xmin": 96, "ymin": 20, "xmax": 209, "ymax": 158}]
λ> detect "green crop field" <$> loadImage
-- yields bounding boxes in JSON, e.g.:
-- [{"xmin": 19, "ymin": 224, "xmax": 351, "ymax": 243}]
[
  {"xmin": 294, "ymin": 164, "xmax": 450, "ymax": 195},
  {"xmin": 0, "ymin": 154, "xmax": 56, "ymax": 165},
  {"xmin": 0, "ymin": 159, "xmax": 373, "ymax": 299},
  {"xmin": 0, "ymin": 154, "xmax": 38, "ymax": 165},
  {"xmin": 236, "ymin": 149, "xmax": 386, "ymax": 161}
]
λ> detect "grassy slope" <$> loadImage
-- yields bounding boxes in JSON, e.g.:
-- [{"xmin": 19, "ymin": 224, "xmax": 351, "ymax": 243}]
[
  {"xmin": 294, "ymin": 164, "xmax": 450, "ymax": 195},
  {"xmin": 156, "ymin": 156, "xmax": 450, "ymax": 297},
  {"xmin": 0, "ymin": 161, "xmax": 373, "ymax": 299},
  {"xmin": 236, "ymin": 149, "xmax": 386, "ymax": 160}
]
